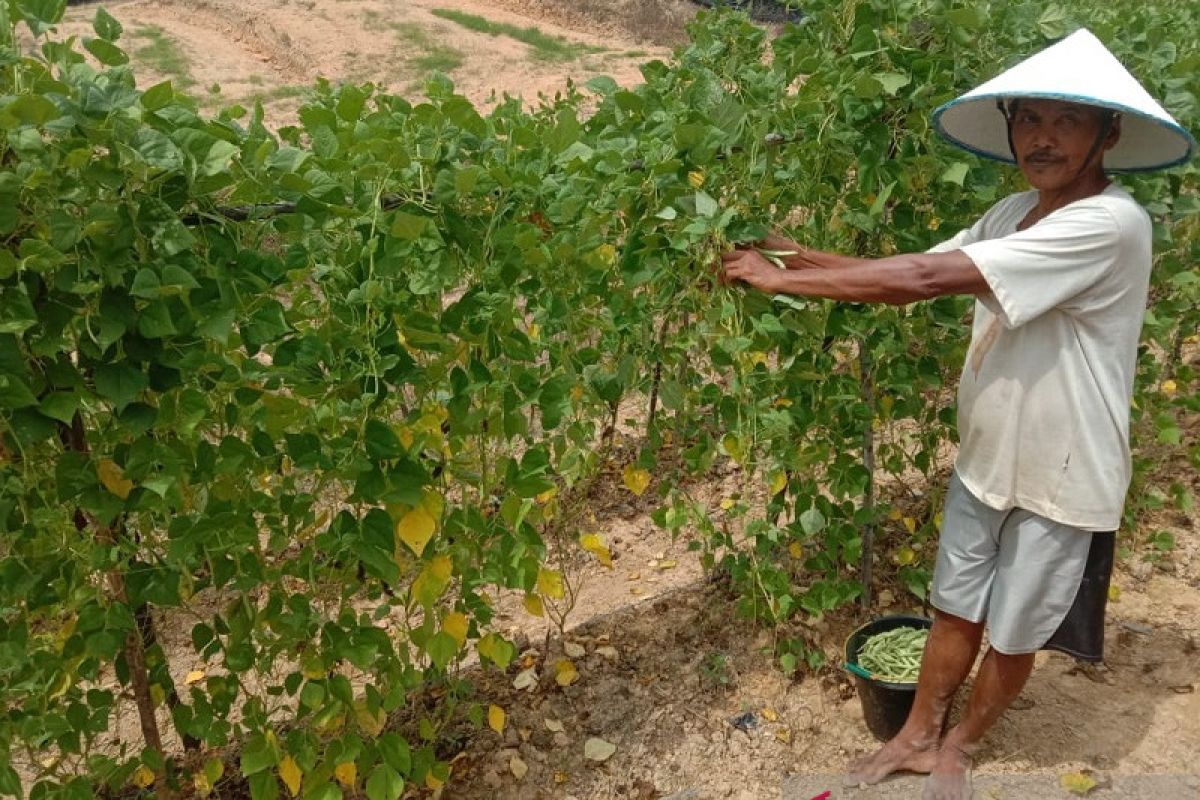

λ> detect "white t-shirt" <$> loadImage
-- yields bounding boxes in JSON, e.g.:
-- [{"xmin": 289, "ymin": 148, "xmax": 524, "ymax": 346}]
[{"xmin": 930, "ymin": 183, "xmax": 1152, "ymax": 531}]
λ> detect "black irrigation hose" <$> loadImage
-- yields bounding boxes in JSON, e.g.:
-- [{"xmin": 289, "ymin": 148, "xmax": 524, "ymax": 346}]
[
  {"xmin": 180, "ymin": 132, "xmax": 799, "ymax": 226},
  {"xmin": 688, "ymin": 0, "xmax": 805, "ymax": 24}
]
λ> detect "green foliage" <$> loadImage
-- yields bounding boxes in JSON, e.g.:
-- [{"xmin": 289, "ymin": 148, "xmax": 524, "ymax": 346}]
[{"xmin": 0, "ymin": 1, "xmax": 1196, "ymax": 797}]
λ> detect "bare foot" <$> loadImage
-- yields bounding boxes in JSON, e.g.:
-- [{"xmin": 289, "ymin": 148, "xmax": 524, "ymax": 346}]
[
  {"xmin": 922, "ymin": 744, "xmax": 973, "ymax": 800},
  {"xmin": 843, "ymin": 736, "xmax": 939, "ymax": 786}
]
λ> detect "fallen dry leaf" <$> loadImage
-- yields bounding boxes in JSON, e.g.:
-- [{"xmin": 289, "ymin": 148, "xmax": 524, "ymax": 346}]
[
  {"xmin": 584, "ymin": 737, "xmax": 617, "ymax": 762},
  {"xmin": 544, "ymin": 718, "xmax": 565, "ymax": 732},
  {"xmin": 488, "ymin": 704, "xmax": 506, "ymax": 735},
  {"xmin": 596, "ymin": 646, "xmax": 619, "ymax": 660},
  {"xmin": 185, "ymin": 670, "xmax": 205, "ymax": 685},
  {"xmin": 555, "ymin": 659, "xmax": 579, "ymax": 687},
  {"xmin": 509, "ymin": 755, "xmax": 528, "ymax": 780},
  {"xmin": 513, "ymin": 668, "xmax": 538, "ymax": 692},
  {"xmin": 622, "ymin": 465, "xmax": 651, "ymax": 496},
  {"xmin": 564, "ymin": 641, "xmax": 586, "ymax": 658}
]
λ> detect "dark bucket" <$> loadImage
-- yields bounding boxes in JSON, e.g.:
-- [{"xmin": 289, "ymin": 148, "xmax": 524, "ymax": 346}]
[{"xmin": 843, "ymin": 615, "xmax": 932, "ymax": 741}]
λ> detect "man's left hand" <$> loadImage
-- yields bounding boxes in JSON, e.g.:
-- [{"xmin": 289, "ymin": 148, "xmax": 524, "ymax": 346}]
[{"xmin": 720, "ymin": 247, "xmax": 788, "ymax": 293}]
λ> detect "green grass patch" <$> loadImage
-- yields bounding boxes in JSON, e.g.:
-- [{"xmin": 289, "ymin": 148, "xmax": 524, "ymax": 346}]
[
  {"xmin": 248, "ymin": 85, "xmax": 310, "ymax": 106},
  {"xmin": 430, "ymin": 8, "xmax": 602, "ymax": 62},
  {"xmin": 132, "ymin": 26, "xmax": 194, "ymax": 90},
  {"xmin": 367, "ymin": 12, "xmax": 465, "ymax": 77}
]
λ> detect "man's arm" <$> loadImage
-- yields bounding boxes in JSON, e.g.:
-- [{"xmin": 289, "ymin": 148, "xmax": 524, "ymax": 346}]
[{"xmin": 720, "ymin": 247, "xmax": 988, "ymax": 305}]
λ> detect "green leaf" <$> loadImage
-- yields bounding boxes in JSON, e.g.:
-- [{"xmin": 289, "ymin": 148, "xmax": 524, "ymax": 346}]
[
  {"xmin": 93, "ymin": 364, "xmax": 148, "ymax": 408},
  {"xmin": 15, "ymin": 0, "xmax": 65, "ymax": 36},
  {"xmin": 84, "ymin": 38, "xmax": 127, "ymax": 66},
  {"xmin": 1037, "ymin": 5, "xmax": 1071, "ymax": 39},
  {"xmin": 141, "ymin": 81, "xmax": 174, "ymax": 111},
  {"xmin": 240, "ymin": 733, "xmax": 280, "ymax": 777},
  {"xmin": 799, "ymin": 507, "xmax": 826, "ymax": 536},
  {"xmin": 0, "ymin": 763, "xmax": 23, "ymax": 800},
  {"xmin": 5, "ymin": 94, "xmax": 60, "ymax": 126},
  {"xmin": 38, "ymin": 391, "xmax": 79, "ymax": 423},
  {"xmin": 873, "ymin": 71, "xmax": 910, "ymax": 96},
  {"xmin": 390, "ymin": 212, "xmax": 428, "ymax": 241},
  {"xmin": 426, "ymin": 632, "xmax": 459, "ymax": 670},
  {"xmin": 0, "ymin": 287, "xmax": 37, "ymax": 334},
  {"xmin": 93, "ymin": 7, "xmax": 122, "ymax": 40},
  {"xmin": 134, "ymin": 129, "xmax": 184, "ymax": 172},
  {"xmin": 378, "ymin": 734, "xmax": 411, "ymax": 776},
  {"xmin": 202, "ymin": 140, "xmax": 239, "ymax": 176},
  {"xmin": 0, "ymin": 373, "xmax": 38, "ymax": 409},
  {"xmin": 365, "ymin": 766, "xmax": 404, "ymax": 800},
  {"xmin": 695, "ymin": 191, "xmax": 719, "ymax": 218},
  {"xmin": 939, "ymin": 162, "xmax": 970, "ymax": 186}
]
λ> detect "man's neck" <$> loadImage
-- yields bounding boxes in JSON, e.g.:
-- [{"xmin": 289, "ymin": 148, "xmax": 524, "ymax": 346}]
[{"xmin": 1034, "ymin": 172, "xmax": 1111, "ymax": 217}]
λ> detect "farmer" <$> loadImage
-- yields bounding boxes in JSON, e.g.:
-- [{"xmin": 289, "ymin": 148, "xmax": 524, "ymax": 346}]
[{"xmin": 719, "ymin": 29, "xmax": 1194, "ymax": 800}]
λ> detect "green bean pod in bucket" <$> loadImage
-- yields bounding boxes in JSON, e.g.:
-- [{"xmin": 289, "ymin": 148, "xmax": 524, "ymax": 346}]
[{"xmin": 844, "ymin": 615, "xmax": 933, "ymax": 741}]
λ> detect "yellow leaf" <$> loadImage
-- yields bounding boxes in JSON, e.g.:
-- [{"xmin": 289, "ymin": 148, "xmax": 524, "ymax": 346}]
[
  {"xmin": 934, "ymin": 512, "xmax": 944, "ymax": 528},
  {"xmin": 1060, "ymin": 770, "xmax": 1098, "ymax": 795},
  {"xmin": 721, "ymin": 434, "xmax": 745, "ymax": 465},
  {"xmin": 888, "ymin": 509, "xmax": 903, "ymax": 521},
  {"xmin": 185, "ymin": 670, "xmax": 205, "ymax": 685},
  {"xmin": 688, "ymin": 169, "xmax": 705, "ymax": 188},
  {"xmin": 747, "ymin": 351, "xmax": 768, "ymax": 367},
  {"xmin": 570, "ymin": 384, "xmax": 584, "ymax": 403},
  {"xmin": 622, "ymin": 465, "xmax": 651, "ymax": 496},
  {"xmin": 902, "ymin": 516, "xmax": 917, "ymax": 534},
  {"xmin": 1108, "ymin": 584, "xmax": 1122, "ymax": 603},
  {"xmin": 769, "ymin": 472, "xmax": 787, "ymax": 496},
  {"xmin": 788, "ymin": 541, "xmax": 804, "ymax": 560},
  {"xmin": 579, "ymin": 533, "xmax": 612, "ymax": 568},
  {"xmin": 896, "ymin": 545, "xmax": 917, "ymax": 566},
  {"xmin": 398, "ymin": 427, "xmax": 414, "ymax": 449},
  {"xmin": 131, "ymin": 766, "xmax": 155, "ymax": 789},
  {"xmin": 594, "ymin": 243, "xmax": 617, "ymax": 265},
  {"xmin": 555, "ymin": 658, "xmax": 579, "ymax": 687},
  {"xmin": 334, "ymin": 761, "xmax": 356, "ymax": 789},
  {"xmin": 656, "ymin": 559, "xmax": 676, "ymax": 570},
  {"xmin": 719, "ymin": 498, "xmax": 735, "ymax": 511},
  {"xmin": 396, "ymin": 506, "xmax": 436, "ymax": 556},
  {"xmin": 193, "ymin": 772, "xmax": 212, "ymax": 797},
  {"xmin": 97, "ymin": 459, "xmax": 134, "ymax": 500},
  {"xmin": 442, "ymin": 612, "xmax": 468, "ymax": 646},
  {"xmin": 761, "ymin": 707, "xmax": 778, "ymax": 722},
  {"xmin": 554, "ymin": 770, "xmax": 569, "ymax": 784},
  {"xmin": 536, "ymin": 486, "xmax": 558, "ymax": 504},
  {"xmin": 354, "ymin": 700, "xmax": 386, "ymax": 737},
  {"xmin": 425, "ymin": 772, "xmax": 445, "ymax": 790},
  {"xmin": 537, "ymin": 568, "xmax": 565, "ymax": 600},
  {"xmin": 1160, "ymin": 379, "xmax": 1177, "ymax": 397},
  {"xmin": 527, "ymin": 323, "xmax": 541, "ymax": 342},
  {"xmin": 523, "ymin": 594, "xmax": 544, "ymax": 617},
  {"xmin": 488, "ymin": 704, "xmax": 507, "ymax": 734},
  {"xmin": 301, "ymin": 659, "xmax": 326, "ymax": 680},
  {"xmin": 279, "ymin": 757, "xmax": 302, "ymax": 797}
]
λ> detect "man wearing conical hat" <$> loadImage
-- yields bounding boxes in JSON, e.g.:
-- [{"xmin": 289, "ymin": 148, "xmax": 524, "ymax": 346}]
[{"xmin": 721, "ymin": 29, "xmax": 1194, "ymax": 800}]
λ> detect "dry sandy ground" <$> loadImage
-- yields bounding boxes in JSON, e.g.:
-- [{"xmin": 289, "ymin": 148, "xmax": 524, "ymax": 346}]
[
  {"xmin": 35, "ymin": 2, "xmax": 1200, "ymax": 797},
  {"xmin": 58, "ymin": 0, "xmax": 690, "ymax": 125}
]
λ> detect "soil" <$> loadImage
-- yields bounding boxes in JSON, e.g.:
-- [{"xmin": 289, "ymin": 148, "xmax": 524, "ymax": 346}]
[{"xmin": 41, "ymin": 1, "xmax": 1200, "ymax": 797}]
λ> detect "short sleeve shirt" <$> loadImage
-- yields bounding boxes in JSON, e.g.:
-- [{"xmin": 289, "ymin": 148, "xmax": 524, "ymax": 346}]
[{"xmin": 929, "ymin": 183, "xmax": 1153, "ymax": 531}]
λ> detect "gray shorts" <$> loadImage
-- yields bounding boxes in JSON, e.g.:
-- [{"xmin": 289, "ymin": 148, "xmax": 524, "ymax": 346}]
[{"xmin": 931, "ymin": 471, "xmax": 1094, "ymax": 655}]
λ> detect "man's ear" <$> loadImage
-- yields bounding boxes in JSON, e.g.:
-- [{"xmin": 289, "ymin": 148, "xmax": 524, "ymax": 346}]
[{"xmin": 1105, "ymin": 116, "xmax": 1122, "ymax": 151}]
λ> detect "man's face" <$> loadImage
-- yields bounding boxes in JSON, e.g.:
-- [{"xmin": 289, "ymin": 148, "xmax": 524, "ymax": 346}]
[{"xmin": 1009, "ymin": 99, "xmax": 1117, "ymax": 191}]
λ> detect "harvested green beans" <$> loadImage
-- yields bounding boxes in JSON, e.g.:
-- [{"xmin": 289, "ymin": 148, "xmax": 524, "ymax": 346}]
[{"xmin": 856, "ymin": 626, "xmax": 928, "ymax": 683}]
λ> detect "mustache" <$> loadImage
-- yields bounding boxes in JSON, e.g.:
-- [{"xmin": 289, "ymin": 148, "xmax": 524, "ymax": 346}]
[{"xmin": 1024, "ymin": 149, "xmax": 1065, "ymax": 163}]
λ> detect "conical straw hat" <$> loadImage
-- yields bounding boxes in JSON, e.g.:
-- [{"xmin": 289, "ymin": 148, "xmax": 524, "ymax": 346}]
[{"xmin": 933, "ymin": 28, "xmax": 1195, "ymax": 172}]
